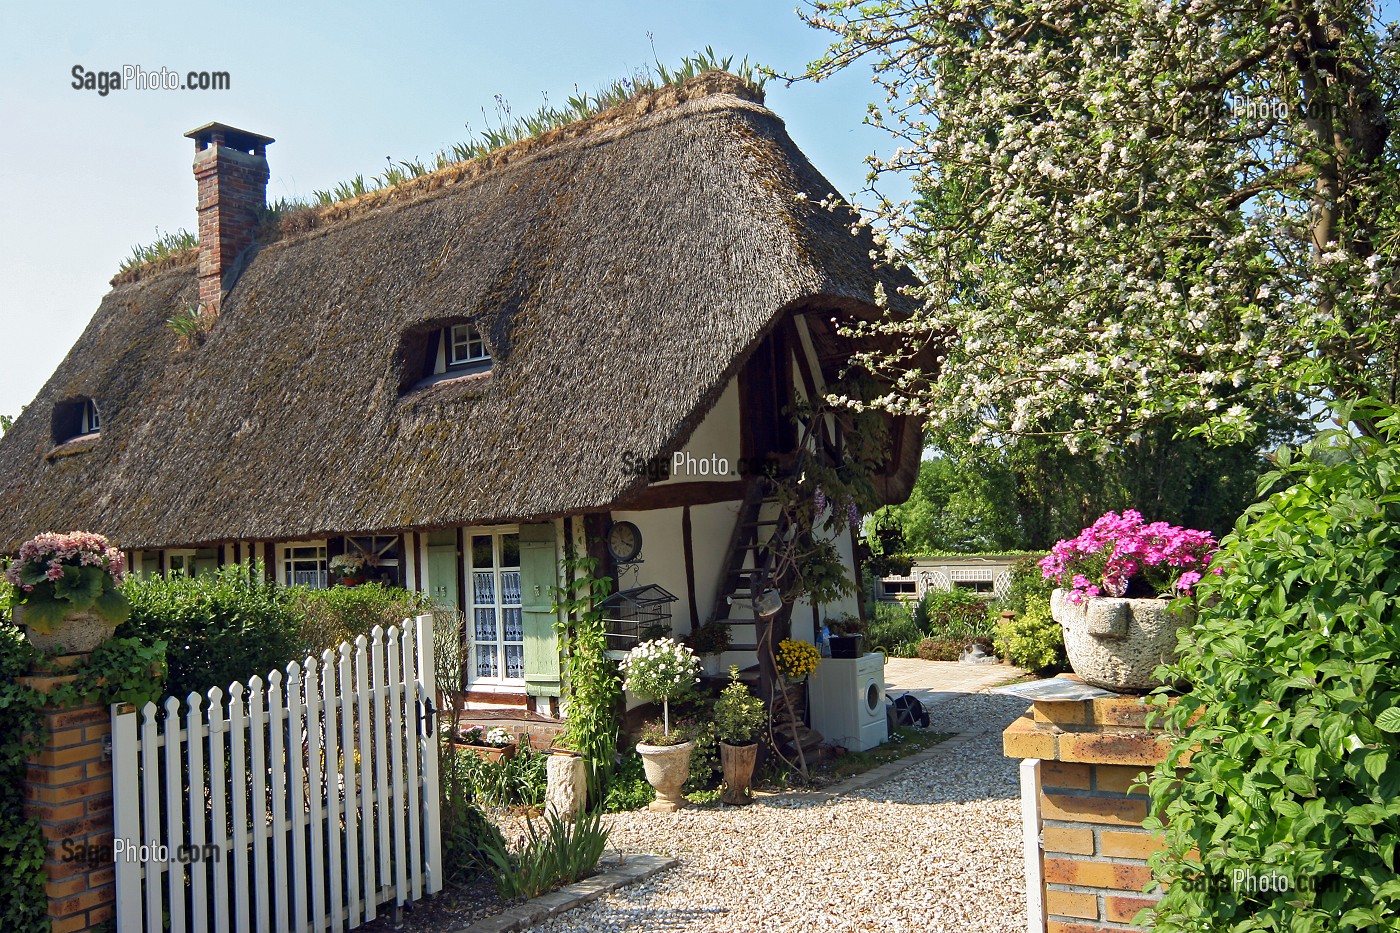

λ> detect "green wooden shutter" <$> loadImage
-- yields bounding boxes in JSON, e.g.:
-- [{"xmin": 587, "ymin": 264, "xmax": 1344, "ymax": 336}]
[{"xmin": 519, "ymin": 522, "xmax": 561, "ymax": 697}]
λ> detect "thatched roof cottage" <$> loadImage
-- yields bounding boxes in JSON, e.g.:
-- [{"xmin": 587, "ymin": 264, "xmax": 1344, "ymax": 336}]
[{"xmin": 0, "ymin": 72, "xmax": 924, "ymax": 711}]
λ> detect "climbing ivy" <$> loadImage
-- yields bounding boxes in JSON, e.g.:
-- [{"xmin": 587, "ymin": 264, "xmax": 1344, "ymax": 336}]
[
  {"xmin": 551, "ymin": 553, "xmax": 620, "ymax": 804},
  {"xmin": 0, "ymin": 619, "xmax": 167, "ymax": 933}
]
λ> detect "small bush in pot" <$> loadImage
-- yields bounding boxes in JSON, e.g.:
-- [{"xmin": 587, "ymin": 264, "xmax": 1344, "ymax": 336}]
[{"xmin": 712, "ymin": 666, "xmax": 766, "ymax": 804}]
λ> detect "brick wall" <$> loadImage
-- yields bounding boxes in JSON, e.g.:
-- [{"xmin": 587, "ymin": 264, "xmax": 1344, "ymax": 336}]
[
  {"xmin": 20, "ymin": 664, "xmax": 116, "ymax": 933},
  {"xmin": 1004, "ymin": 687, "xmax": 1175, "ymax": 933}
]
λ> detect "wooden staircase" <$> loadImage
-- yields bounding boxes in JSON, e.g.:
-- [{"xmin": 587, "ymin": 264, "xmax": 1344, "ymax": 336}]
[{"xmin": 706, "ymin": 477, "xmax": 824, "ymax": 759}]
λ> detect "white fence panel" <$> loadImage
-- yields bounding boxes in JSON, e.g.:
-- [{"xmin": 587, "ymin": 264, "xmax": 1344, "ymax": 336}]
[{"xmin": 112, "ymin": 617, "xmax": 442, "ymax": 933}]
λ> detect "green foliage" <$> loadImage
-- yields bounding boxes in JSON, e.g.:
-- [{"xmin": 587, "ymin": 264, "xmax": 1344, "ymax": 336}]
[
  {"xmin": 603, "ymin": 751, "xmax": 654, "ymax": 812},
  {"xmin": 1145, "ymin": 408, "xmax": 1400, "ymax": 932},
  {"xmin": 712, "ymin": 668, "xmax": 766, "ymax": 745},
  {"xmin": 0, "ymin": 621, "xmax": 167, "ymax": 933},
  {"xmin": 290, "ymin": 583, "xmax": 429, "ymax": 655},
  {"xmin": 993, "ymin": 596, "xmax": 1066, "ymax": 674},
  {"xmin": 915, "ymin": 587, "xmax": 993, "ymax": 640},
  {"xmin": 0, "ymin": 413, "xmax": 12, "ymax": 435},
  {"xmin": 552, "ymin": 555, "xmax": 620, "ymax": 803},
  {"xmin": 684, "ymin": 719, "xmax": 720, "ymax": 791},
  {"xmin": 1002, "ymin": 554, "xmax": 1054, "ymax": 614},
  {"xmin": 120, "ymin": 562, "xmax": 301, "ymax": 702},
  {"xmin": 117, "ymin": 226, "xmax": 197, "ymax": 274},
  {"xmin": 637, "ymin": 718, "xmax": 695, "ymax": 747},
  {"xmin": 915, "ymin": 637, "xmax": 962, "ymax": 662},
  {"xmin": 452, "ymin": 746, "xmax": 548, "ymax": 809},
  {"xmin": 686, "ymin": 621, "xmax": 731, "ymax": 655},
  {"xmin": 440, "ymin": 798, "xmax": 507, "ymax": 886},
  {"xmin": 866, "ymin": 602, "xmax": 922, "ymax": 657},
  {"xmin": 481, "ymin": 809, "xmax": 611, "ymax": 902},
  {"xmin": 0, "ymin": 624, "xmax": 46, "ymax": 932}
]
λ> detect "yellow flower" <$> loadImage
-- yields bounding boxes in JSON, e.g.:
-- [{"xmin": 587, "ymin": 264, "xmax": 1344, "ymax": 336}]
[{"xmin": 775, "ymin": 638, "xmax": 820, "ymax": 679}]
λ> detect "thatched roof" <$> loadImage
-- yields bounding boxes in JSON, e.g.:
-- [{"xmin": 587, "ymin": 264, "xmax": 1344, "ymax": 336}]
[{"xmin": 0, "ymin": 73, "xmax": 921, "ymax": 552}]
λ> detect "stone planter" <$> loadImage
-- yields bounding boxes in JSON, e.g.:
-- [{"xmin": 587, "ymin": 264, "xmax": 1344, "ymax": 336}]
[
  {"xmin": 545, "ymin": 752, "xmax": 587, "ymax": 820},
  {"xmin": 1051, "ymin": 588, "xmax": 1192, "ymax": 693},
  {"xmin": 719, "ymin": 741, "xmax": 758, "ymax": 805},
  {"xmin": 636, "ymin": 739, "xmax": 695, "ymax": 812},
  {"xmin": 15, "ymin": 604, "xmax": 117, "ymax": 654}
]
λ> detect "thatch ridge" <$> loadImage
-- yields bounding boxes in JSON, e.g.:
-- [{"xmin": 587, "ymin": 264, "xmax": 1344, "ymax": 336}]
[{"xmin": 0, "ymin": 74, "xmax": 918, "ymax": 552}]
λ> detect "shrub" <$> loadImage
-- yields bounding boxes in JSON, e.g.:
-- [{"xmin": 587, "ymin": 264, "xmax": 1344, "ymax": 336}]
[
  {"xmin": 867, "ymin": 602, "xmax": 922, "ymax": 655},
  {"xmin": 440, "ymin": 800, "xmax": 507, "ymax": 885},
  {"xmin": 453, "ymin": 746, "xmax": 548, "ymax": 809},
  {"xmin": 683, "ymin": 719, "xmax": 720, "ymax": 791},
  {"xmin": 481, "ymin": 808, "xmax": 611, "ymax": 901},
  {"xmin": 993, "ymin": 596, "xmax": 1066, "ymax": 673},
  {"xmin": 0, "ymin": 623, "xmax": 45, "ymax": 932},
  {"xmin": 916, "ymin": 587, "xmax": 994, "ymax": 640},
  {"xmin": 604, "ymin": 751, "xmax": 654, "ymax": 811},
  {"xmin": 916, "ymin": 637, "xmax": 963, "ymax": 661},
  {"xmin": 1003, "ymin": 554, "xmax": 1054, "ymax": 613},
  {"xmin": 290, "ymin": 583, "xmax": 429, "ymax": 655},
  {"xmin": 1145, "ymin": 413, "xmax": 1400, "ymax": 932},
  {"xmin": 712, "ymin": 668, "xmax": 766, "ymax": 745},
  {"xmin": 120, "ymin": 563, "xmax": 300, "ymax": 701}
]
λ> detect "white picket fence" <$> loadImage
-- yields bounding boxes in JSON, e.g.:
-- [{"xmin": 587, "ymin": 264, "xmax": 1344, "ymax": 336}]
[{"xmin": 112, "ymin": 616, "xmax": 443, "ymax": 933}]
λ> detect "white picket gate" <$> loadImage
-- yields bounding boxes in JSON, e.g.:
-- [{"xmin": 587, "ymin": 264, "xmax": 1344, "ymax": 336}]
[{"xmin": 111, "ymin": 616, "xmax": 443, "ymax": 933}]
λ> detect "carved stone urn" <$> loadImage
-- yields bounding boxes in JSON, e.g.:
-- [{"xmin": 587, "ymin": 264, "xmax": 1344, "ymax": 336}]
[
  {"xmin": 636, "ymin": 740, "xmax": 695, "ymax": 812},
  {"xmin": 1050, "ymin": 589, "xmax": 1192, "ymax": 693}
]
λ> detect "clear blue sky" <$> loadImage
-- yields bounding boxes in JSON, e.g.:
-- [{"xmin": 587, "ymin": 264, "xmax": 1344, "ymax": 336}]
[{"xmin": 0, "ymin": 1, "xmax": 895, "ymax": 416}]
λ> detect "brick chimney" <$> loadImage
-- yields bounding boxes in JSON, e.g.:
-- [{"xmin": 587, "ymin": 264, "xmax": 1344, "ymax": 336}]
[{"xmin": 184, "ymin": 122, "xmax": 274, "ymax": 317}]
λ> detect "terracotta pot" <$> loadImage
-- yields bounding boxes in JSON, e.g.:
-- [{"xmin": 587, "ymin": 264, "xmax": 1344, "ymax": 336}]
[
  {"xmin": 463, "ymin": 742, "xmax": 516, "ymax": 764},
  {"xmin": 1051, "ymin": 588, "xmax": 1194, "ymax": 693},
  {"xmin": 340, "ymin": 576, "xmax": 365, "ymax": 587},
  {"xmin": 636, "ymin": 739, "xmax": 695, "ymax": 812},
  {"xmin": 15, "ymin": 604, "xmax": 116, "ymax": 654},
  {"xmin": 719, "ymin": 741, "xmax": 758, "ymax": 805}
]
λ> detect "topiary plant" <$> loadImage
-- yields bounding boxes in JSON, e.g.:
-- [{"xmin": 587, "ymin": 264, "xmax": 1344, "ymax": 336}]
[
  {"xmin": 713, "ymin": 667, "xmax": 766, "ymax": 745},
  {"xmin": 993, "ymin": 595, "xmax": 1067, "ymax": 673},
  {"xmin": 1144, "ymin": 407, "xmax": 1400, "ymax": 932}
]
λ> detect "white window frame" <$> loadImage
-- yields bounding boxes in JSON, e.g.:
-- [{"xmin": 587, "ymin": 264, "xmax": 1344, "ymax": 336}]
[
  {"xmin": 278, "ymin": 541, "xmax": 329, "ymax": 589},
  {"xmin": 467, "ymin": 526, "xmax": 524, "ymax": 687},
  {"xmin": 82, "ymin": 399, "xmax": 100, "ymax": 434}
]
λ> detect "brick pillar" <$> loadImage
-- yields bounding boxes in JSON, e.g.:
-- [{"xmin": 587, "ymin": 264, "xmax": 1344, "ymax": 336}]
[
  {"xmin": 1003, "ymin": 679, "xmax": 1174, "ymax": 933},
  {"xmin": 20, "ymin": 659, "xmax": 116, "ymax": 933}
]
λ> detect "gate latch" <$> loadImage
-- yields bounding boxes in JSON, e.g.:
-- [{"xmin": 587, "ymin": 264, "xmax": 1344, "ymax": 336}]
[{"xmin": 417, "ymin": 697, "xmax": 437, "ymax": 737}]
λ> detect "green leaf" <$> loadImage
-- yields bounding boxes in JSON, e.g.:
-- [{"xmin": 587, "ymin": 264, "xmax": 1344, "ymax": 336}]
[{"xmin": 1374, "ymin": 708, "xmax": 1400, "ymax": 733}]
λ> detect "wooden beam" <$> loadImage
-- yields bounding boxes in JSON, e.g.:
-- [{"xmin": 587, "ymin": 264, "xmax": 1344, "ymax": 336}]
[
  {"xmin": 413, "ymin": 531, "xmax": 424, "ymax": 592},
  {"xmin": 682, "ymin": 505, "xmax": 699, "ymax": 632},
  {"xmin": 456, "ymin": 526, "xmax": 467, "ymax": 616},
  {"xmin": 611, "ymin": 480, "xmax": 746, "ymax": 511}
]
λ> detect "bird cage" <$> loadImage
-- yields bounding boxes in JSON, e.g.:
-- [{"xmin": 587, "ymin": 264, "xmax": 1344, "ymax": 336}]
[{"xmin": 600, "ymin": 584, "xmax": 678, "ymax": 652}]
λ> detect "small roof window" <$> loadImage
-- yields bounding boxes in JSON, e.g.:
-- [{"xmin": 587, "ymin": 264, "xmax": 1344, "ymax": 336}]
[
  {"xmin": 52, "ymin": 397, "xmax": 101, "ymax": 444},
  {"xmin": 424, "ymin": 323, "xmax": 492, "ymax": 380}
]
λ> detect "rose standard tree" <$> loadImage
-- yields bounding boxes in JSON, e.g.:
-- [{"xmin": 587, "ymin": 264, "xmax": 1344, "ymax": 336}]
[{"xmin": 797, "ymin": 0, "xmax": 1398, "ymax": 448}]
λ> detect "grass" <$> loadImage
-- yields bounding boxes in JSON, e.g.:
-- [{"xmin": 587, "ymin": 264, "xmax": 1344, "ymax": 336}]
[
  {"xmin": 117, "ymin": 228, "xmax": 198, "ymax": 275},
  {"xmin": 822, "ymin": 726, "xmax": 955, "ymax": 781}
]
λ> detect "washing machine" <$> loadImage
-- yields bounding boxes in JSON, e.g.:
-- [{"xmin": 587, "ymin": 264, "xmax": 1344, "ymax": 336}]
[{"xmin": 808, "ymin": 653, "xmax": 888, "ymax": 751}]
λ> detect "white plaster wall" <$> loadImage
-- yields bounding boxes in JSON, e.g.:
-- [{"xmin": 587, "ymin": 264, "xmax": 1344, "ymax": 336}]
[{"xmin": 648, "ymin": 377, "xmax": 742, "ymax": 484}]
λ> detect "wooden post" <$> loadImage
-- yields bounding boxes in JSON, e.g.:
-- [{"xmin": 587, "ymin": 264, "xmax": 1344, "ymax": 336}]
[{"xmin": 19, "ymin": 658, "xmax": 116, "ymax": 933}]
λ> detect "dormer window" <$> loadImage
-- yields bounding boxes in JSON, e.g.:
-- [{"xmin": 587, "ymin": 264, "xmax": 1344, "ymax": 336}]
[
  {"xmin": 400, "ymin": 321, "xmax": 495, "ymax": 395},
  {"xmin": 52, "ymin": 397, "xmax": 101, "ymax": 444}
]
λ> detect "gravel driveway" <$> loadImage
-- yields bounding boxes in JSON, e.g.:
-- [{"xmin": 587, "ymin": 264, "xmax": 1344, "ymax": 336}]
[{"xmin": 526, "ymin": 691, "xmax": 1032, "ymax": 933}]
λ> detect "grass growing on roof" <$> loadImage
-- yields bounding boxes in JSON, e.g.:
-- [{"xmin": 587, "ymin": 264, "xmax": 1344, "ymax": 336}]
[{"xmin": 123, "ymin": 49, "xmax": 766, "ymax": 274}]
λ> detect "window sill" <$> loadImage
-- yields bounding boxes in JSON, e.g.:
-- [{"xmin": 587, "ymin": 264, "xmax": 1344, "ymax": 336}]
[
  {"xmin": 45, "ymin": 433, "xmax": 100, "ymax": 460},
  {"xmin": 401, "ymin": 368, "xmax": 494, "ymax": 402}
]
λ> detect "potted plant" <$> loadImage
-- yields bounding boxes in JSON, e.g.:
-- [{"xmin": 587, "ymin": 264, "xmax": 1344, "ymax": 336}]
[
  {"xmin": 5, "ymin": 531, "xmax": 130, "ymax": 652},
  {"xmin": 825, "ymin": 612, "xmax": 867, "ymax": 659},
  {"xmin": 687, "ymin": 621, "xmax": 731, "ymax": 676},
  {"xmin": 459, "ymin": 725, "xmax": 517, "ymax": 763},
  {"xmin": 621, "ymin": 637, "xmax": 701, "ymax": 812},
  {"xmin": 329, "ymin": 553, "xmax": 367, "ymax": 587},
  {"xmin": 712, "ymin": 666, "xmax": 766, "ymax": 805},
  {"xmin": 1040, "ymin": 510, "xmax": 1217, "ymax": 693}
]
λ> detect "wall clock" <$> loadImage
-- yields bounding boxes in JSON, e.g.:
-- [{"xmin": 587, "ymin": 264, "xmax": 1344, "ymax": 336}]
[{"xmin": 607, "ymin": 520, "xmax": 643, "ymax": 563}]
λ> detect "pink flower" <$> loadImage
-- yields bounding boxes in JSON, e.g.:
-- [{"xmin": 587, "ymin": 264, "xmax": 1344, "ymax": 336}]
[{"xmin": 1175, "ymin": 571, "xmax": 1203, "ymax": 592}]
